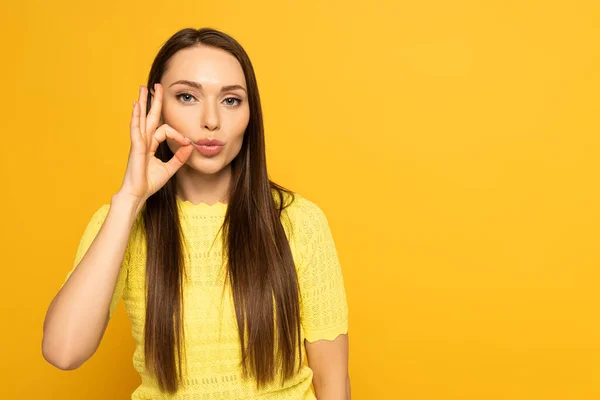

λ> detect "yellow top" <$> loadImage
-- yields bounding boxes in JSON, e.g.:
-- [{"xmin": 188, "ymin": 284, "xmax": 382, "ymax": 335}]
[{"xmin": 62, "ymin": 192, "xmax": 349, "ymax": 399}]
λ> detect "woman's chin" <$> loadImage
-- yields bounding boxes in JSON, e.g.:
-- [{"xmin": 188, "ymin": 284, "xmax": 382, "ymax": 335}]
[{"xmin": 184, "ymin": 155, "xmax": 227, "ymax": 175}]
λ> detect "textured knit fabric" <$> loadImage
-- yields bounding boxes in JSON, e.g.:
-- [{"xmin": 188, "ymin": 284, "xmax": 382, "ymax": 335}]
[{"xmin": 62, "ymin": 191, "xmax": 349, "ymax": 399}]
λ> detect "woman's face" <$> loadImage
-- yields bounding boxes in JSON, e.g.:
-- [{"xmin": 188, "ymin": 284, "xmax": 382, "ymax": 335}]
[{"xmin": 158, "ymin": 45, "xmax": 250, "ymax": 175}]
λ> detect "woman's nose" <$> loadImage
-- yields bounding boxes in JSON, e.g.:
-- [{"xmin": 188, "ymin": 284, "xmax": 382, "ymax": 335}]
[{"xmin": 200, "ymin": 100, "xmax": 219, "ymax": 131}]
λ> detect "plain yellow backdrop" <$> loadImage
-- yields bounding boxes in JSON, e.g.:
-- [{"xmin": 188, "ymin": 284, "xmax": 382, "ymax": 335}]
[{"xmin": 1, "ymin": 0, "xmax": 599, "ymax": 398}]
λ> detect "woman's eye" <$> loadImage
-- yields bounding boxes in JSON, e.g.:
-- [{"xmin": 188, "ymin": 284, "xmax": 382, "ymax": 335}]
[
  {"xmin": 223, "ymin": 97, "xmax": 242, "ymax": 107},
  {"xmin": 176, "ymin": 93, "xmax": 196, "ymax": 103},
  {"xmin": 175, "ymin": 94, "xmax": 241, "ymax": 106}
]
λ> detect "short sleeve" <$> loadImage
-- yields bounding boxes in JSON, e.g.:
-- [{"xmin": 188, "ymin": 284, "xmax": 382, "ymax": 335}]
[
  {"xmin": 61, "ymin": 204, "xmax": 129, "ymax": 318},
  {"xmin": 295, "ymin": 199, "xmax": 349, "ymax": 343}
]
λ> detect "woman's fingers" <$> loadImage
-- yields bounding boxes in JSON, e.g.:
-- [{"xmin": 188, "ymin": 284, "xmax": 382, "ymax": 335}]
[
  {"xmin": 138, "ymin": 86, "xmax": 148, "ymax": 135},
  {"xmin": 150, "ymin": 124, "xmax": 192, "ymax": 154},
  {"xmin": 145, "ymin": 82, "xmax": 163, "ymax": 137},
  {"xmin": 129, "ymin": 101, "xmax": 143, "ymax": 147},
  {"xmin": 162, "ymin": 143, "xmax": 194, "ymax": 178}
]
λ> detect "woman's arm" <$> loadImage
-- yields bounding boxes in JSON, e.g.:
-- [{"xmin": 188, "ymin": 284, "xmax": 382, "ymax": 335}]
[
  {"xmin": 306, "ymin": 333, "xmax": 350, "ymax": 400},
  {"xmin": 42, "ymin": 193, "xmax": 140, "ymax": 370}
]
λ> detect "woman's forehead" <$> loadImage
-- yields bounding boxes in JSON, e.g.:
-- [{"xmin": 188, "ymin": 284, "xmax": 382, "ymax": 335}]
[{"xmin": 163, "ymin": 46, "xmax": 246, "ymax": 89}]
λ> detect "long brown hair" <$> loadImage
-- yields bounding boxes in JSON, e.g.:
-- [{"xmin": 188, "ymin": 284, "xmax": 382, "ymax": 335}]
[{"xmin": 141, "ymin": 28, "xmax": 302, "ymax": 394}]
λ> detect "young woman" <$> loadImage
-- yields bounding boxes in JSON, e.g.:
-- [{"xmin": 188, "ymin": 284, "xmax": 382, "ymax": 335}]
[{"xmin": 42, "ymin": 27, "xmax": 350, "ymax": 399}]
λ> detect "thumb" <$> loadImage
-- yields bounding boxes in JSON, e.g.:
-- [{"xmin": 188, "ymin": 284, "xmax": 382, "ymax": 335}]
[{"xmin": 164, "ymin": 143, "xmax": 194, "ymax": 177}]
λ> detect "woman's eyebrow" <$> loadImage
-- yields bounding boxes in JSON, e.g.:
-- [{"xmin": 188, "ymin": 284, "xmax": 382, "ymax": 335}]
[{"xmin": 168, "ymin": 80, "xmax": 247, "ymax": 93}]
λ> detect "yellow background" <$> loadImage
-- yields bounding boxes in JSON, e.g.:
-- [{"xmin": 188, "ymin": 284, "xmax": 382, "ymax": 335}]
[{"xmin": 1, "ymin": 0, "xmax": 599, "ymax": 398}]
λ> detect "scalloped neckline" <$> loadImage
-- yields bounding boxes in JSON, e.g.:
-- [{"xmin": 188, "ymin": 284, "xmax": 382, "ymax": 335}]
[{"xmin": 176, "ymin": 195, "xmax": 228, "ymax": 214}]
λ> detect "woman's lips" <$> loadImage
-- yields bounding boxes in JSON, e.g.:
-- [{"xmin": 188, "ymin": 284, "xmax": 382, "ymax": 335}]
[{"xmin": 191, "ymin": 142, "xmax": 224, "ymax": 157}]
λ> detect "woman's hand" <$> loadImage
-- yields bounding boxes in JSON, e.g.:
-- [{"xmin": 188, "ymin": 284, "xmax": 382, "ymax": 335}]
[{"xmin": 117, "ymin": 83, "xmax": 193, "ymax": 211}]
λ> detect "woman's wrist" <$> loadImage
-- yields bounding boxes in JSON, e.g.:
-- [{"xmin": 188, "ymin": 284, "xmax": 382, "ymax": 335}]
[{"xmin": 111, "ymin": 191, "xmax": 145, "ymax": 220}]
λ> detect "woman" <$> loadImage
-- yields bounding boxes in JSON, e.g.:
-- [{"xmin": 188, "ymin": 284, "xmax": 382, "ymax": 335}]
[{"xmin": 42, "ymin": 27, "xmax": 350, "ymax": 399}]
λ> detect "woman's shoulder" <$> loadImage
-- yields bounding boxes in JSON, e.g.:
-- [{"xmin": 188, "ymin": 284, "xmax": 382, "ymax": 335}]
[
  {"xmin": 277, "ymin": 188, "xmax": 319, "ymax": 213},
  {"xmin": 276, "ymin": 189, "xmax": 330, "ymax": 235}
]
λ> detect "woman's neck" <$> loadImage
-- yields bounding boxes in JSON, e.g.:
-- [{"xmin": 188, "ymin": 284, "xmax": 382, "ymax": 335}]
[{"xmin": 175, "ymin": 164, "xmax": 231, "ymax": 205}]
